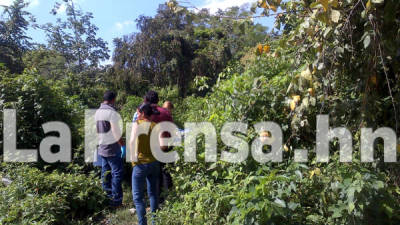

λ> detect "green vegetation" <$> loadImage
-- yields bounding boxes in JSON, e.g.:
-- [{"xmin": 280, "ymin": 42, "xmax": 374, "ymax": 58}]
[
  {"xmin": 155, "ymin": 54, "xmax": 399, "ymax": 225},
  {"xmin": 111, "ymin": 3, "xmax": 268, "ymax": 97},
  {"xmin": 1, "ymin": 0, "xmax": 400, "ymax": 224},
  {"xmin": 0, "ymin": 163, "xmax": 106, "ymax": 224}
]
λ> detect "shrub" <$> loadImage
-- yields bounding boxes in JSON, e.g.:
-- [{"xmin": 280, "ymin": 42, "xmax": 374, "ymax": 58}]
[
  {"xmin": 0, "ymin": 70, "xmax": 84, "ymax": 164},
  {"xmin": 0, "ymin": 163, "xmax": 107, "ymax": 224},
  {"xmin": 154, "ymin": 54, "xmax": 400, "ymax": 224}
]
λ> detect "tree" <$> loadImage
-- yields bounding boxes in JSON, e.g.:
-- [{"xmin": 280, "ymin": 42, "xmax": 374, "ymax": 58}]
[
  {"xmin": 111, "ymin": 4, "xmax": 196, "ymax": 97},
  {"xmin": 254, "ymin": 0, "xmax": 400, "ymax": 132},
  {"xmin": 23, "ymin": 47, "xmax": 67, "ymax": 80},
  {"xmin": 0, "ymin": 69, "xmax": 83, "ymax": 162},
  {"xmin": 191, "ymin": 7, "xmax": 268, "ymax": 90},
  {"xmin": 0, "ymin": 0, "xmax": 32, "ymax": 73},
  {"xmin": 111, "ymin": 2, "xmax": 268, "ymax": 97},
  {"xmin": 42, "ymin": 0, "xmax": 109, "ymax": 72}
]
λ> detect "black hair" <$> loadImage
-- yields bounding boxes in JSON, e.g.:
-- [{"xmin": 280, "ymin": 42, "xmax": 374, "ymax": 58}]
[
  {"xmin": 144, "ymin": 91, "xmax": 159, "ymax": 104},
  {"xmin": 103, "ymin": 91, "xmax": 117, "ymax": 102},
  {"xmin": 139, "ymin": 103, "xmax": 154, "ymax": 117}
]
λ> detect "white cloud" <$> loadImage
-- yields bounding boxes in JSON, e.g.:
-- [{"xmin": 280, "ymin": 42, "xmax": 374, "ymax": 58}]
[
  {"xmin": 0, "ymin": 0, "xmax": 13, "ymax": 6},
  {"xmin": 200, "ymin": 0, "xmax": 257, "ymax": 14},
  {"xmin": 115, "ymin": 20, "xmax": 134, "ymax": 31},
  {"xmin": 28, "ymin": 0, "xmax": 39, "ymax": 8},
  {"xmin": 57, "ymin": 3, "xmax": 67, "ymax": 14}
]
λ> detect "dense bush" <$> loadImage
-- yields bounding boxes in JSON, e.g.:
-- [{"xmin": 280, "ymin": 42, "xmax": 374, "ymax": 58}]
[
  {"xmin": 0, "ymin": 70, "xmax": 84, "ymax": 165},
  {"xmin": 158, "ymin": 161, "xmax": 398, "ymax": 225},
  {"xmin": 154, "ymin": 53, "xmax": 400, "ymax": 224},
  {"xmin": 120, "ymin": 95, "xmax": 143, "ymax": 124},
  {"xmin": 0, "ymin": 163, "xmax": 106, "ymax": 224}
]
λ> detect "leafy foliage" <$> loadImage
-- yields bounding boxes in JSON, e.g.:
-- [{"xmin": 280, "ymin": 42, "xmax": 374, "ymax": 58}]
[
  {"xmin": 0, "ymin": 163, "xmax": 106, "ymax": 224},
  {"xmin": 1, "ymin": 1, "xmax": 400, "ymax": 224},
  {"xmin": 111, "ymin": 4, "xmax": 268, "ymax": 96},
  {"xmin": 259, "ymin": 0, "xmax": 400, "ymax": 135},
  {"xmin": 0, "ymin": 70, "xmax": 84, "ymax": 165},
  {"xmin": 42, "ymin": 0, "xmax": 109, "ymax": 72},
  {"xmin": 0, "ymin": 0, "xmax": 32, "ymax": 73},
  {"xmin": 23, "ymin": 48, "xmax": 67, "ymax": 80},
  {"xmin": 154, "ymin": 51, "xmax": 400, "ymax": 225}
]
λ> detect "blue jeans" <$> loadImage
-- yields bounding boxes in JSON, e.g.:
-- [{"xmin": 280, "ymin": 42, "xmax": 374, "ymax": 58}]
[
  {"xmin": 132, "ymin": 161, "xmax": 160, "ymax": 225},
  {"xmin": 101, "ymin": 155, "xmax": 123, "ymax": 205}
]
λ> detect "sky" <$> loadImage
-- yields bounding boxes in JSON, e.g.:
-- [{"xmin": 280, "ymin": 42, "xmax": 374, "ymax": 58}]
[{"xmin": 0, "ymin": 0, "xmax": 275, "ymax": 64}]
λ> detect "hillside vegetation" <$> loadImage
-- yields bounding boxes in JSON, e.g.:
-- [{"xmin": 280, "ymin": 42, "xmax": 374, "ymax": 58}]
[{"xmin": 1, "ymin": 0, "xmax": 400, "ymax": 224}]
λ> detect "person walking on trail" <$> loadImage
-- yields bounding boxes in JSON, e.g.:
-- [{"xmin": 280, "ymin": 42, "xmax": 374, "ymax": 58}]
[
  {"xmin": 130, "ymin": 103, "xmax": 166, "ymax": 225},
  {"xmin": 143, "ymin": 91, "xmax": 174, "ymax": 204},
  {"xmin": 131, "ymin": 91, "xmax": 174, "ymax": 206},
  {"xmin": 95, "ymin": 91, "xmax": 124, "ymax": 207},
  {"xmin": 132, "ymin": 91, "xmax": 173, "ymax": 123}
]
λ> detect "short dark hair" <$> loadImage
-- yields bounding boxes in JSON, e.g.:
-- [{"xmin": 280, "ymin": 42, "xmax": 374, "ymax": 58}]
[
  {"xmin": 144, "ymin": 91, "xmax": 159, "ymax": 104},
  {"xmin": 103, "ymin": 91, "xmax": 117, "ymax": 102},
  {"xmin": 139, "ymin": 103, "xmax": 154, "ymax": 117}
]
